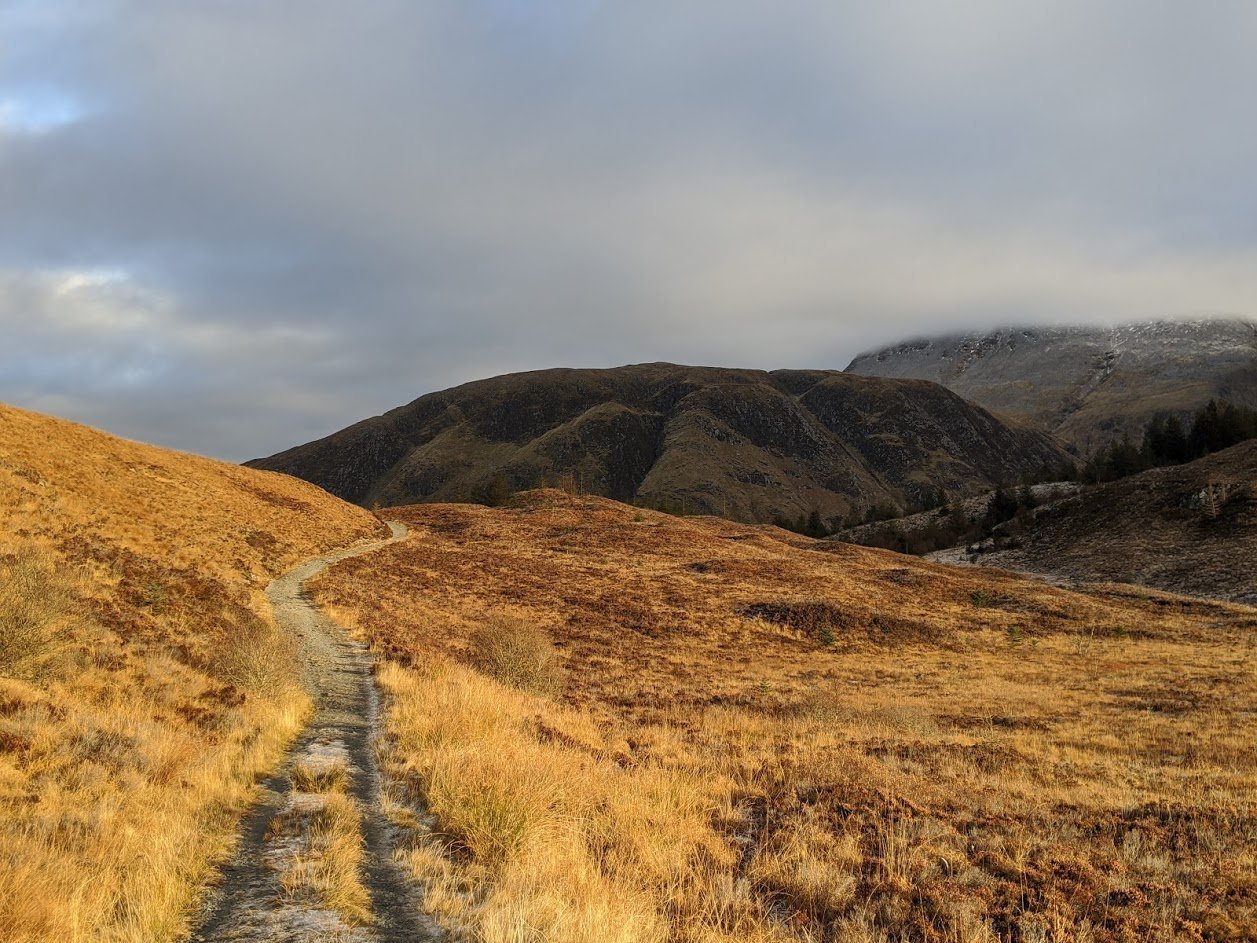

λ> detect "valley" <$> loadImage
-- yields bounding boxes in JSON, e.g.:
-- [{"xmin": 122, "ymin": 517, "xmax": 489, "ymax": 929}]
[
  {"xmin": 933, "ymin": 442, "xmax": 1257, "ymax": 605},
  {"xmin": 8, "ymin": 7, "xmax": 1257, "ymax": 941},
  {"xmin": 838, "ymin": 442, "xmax": 1256, "ymax": 605},
  {"xmin": 1, "ymin": 385, "xmax": 1253, "ymax": 943}
]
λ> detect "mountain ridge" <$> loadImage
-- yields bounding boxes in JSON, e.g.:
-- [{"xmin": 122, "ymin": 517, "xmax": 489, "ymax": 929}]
[{"xmin": 846, "ymin": 317, "xmax": 1257, "ymax": 451}]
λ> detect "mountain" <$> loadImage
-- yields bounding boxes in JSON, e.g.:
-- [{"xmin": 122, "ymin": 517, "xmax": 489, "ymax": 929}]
[
  {"xmin": 846, "ymin": 318, "xmax": 1257, "ymax": 452},
  {"xmin": 933, "ymin": 441, "xmax": 1257, "ymax": 603},
  {"xmin": 247, "ymin": 363, "xmax": 1068, "ymax": 523}
]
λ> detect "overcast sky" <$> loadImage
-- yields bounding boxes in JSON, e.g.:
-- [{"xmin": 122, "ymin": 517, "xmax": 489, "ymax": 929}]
[{"xmin": 2, "ymin": 1, "xmax": 1255, "ymax": 460}]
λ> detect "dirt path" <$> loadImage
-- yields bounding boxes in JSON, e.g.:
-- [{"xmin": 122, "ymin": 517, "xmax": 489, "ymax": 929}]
[{"xmin": 191, "ymin": 522, "xmax": 443, "ymax": 943}]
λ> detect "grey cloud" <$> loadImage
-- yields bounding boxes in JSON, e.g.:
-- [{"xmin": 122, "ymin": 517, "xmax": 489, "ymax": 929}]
[{"xmin": 1, "ymin": 1, "xmax": 1255, "ymax": 459}]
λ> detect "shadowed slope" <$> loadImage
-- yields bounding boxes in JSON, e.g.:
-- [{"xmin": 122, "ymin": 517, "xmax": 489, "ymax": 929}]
[{"xmin": 943, "ymin": 440, "xmax": 1257, "ymax": 602}]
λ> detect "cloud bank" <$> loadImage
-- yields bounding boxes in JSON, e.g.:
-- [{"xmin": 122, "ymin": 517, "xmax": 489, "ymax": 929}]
[{"xmin": 2, "ymin": 1, "xmax": 1255, "ymax": 458}]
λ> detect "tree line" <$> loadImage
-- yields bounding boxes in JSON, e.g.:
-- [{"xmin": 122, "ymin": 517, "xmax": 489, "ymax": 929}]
[{"xmin": 1081, "ymin": 399, "xmax": 1257, "ymax": 484}]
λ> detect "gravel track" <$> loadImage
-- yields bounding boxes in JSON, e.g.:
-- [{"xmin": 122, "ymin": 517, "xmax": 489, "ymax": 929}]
[{"xmin": 191, "ymin": 522, "xmax": 442, "ymax": 943}]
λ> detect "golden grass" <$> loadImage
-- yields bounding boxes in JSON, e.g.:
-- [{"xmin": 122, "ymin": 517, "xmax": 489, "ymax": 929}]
[
  {"xmin": 0, "ymin": 403, "xmax": 384, "ymax": 941},
  {"xmin": 378, "ymin": 660, "xmax": 723, "ymax": 943},
  {"xmin": 315, "ymin": 489, "xmax": 1257, "ymax": 943},
  {"xmin": 292, "ymin": 757, "xmax": 351, "ymax": 794},
  {"xmin": 0, "ymin": 403, "xmax": 380, "ymax": 594},
  {"xmin": 0, "ymin": 549, "xmax": 76, "ymax": 679}
]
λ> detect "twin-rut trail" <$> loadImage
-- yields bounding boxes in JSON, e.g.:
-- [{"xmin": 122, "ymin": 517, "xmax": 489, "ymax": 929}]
[{"xmin": 192, "ymin": 522, "xmax": 443, "ymax": 943}]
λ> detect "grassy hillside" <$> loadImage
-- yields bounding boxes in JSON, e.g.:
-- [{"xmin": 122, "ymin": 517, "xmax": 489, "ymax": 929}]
[
  {"xmin": 311, "ymin": 490, "xmax": 1256, "ymax": 943},
  {"xmin": 0, "ymin": 403, "xmax": 384, "ymax": 942}
]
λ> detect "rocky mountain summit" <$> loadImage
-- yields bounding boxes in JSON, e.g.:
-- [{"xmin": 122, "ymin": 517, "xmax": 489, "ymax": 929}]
[
  {"xmin": 248, "ymin": 363, "xmax": 1067, "ymax": 524},
  {"xmin": 846, "ymin": 318, "xmax": 1257, "ymax": 451}
]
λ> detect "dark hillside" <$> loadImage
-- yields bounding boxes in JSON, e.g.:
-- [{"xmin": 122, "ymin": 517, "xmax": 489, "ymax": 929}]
[
  {"xmin": 938, "ymin": 441, "xmax": 1257, "ymax": 603},
  {"xmin": 249, "ymin": 363, "xmax": 1068, "ymax": 525}
]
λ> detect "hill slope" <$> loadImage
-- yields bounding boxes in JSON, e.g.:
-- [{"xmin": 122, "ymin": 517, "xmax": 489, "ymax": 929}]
[
  {"xmin": 939, "ymin": 441, "xmax": 1257, "ymax": 603},
  {"xmin": 0, "ymin": 403, "xmax": 383, "ymax": 941},
  {"xmin": 846, "ymin": 318, "xmax": 1257, "ymax": 452},
  {"xmin": 248, "ymin": 363, "xmax": 1067, "ymax": 523},
  {"xmin": 308, "ymin": 490, "xmax": 1257, "ymax": 942},
  {"xmin": 1, "ymin": 403, "xmax": 383, "ymax": 591}
]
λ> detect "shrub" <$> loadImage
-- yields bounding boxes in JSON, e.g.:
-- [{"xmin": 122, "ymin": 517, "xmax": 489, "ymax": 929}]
[
  {"xmin": 143, "ymin": 579, "xmax": 169, "ymax": 613},
  {"xmin": 215, "ymin": 617, "xmax": 300, "ymax": 696},
  {"xmin": 0, "ymin": 549, "xmax": 74, "ymax": 678},
  {"xmin": 469, "ymin": 615, "xmax": 563, "ymax": 695}
]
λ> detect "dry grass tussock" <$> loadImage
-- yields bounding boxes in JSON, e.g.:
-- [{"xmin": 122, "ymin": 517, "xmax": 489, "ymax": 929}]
[
  {"xmin": 470, "ymin": 614, "xmax": 564, "ymax": 695},
  {"xmin": 314, "ymin": 489, "xmax": 1257, "ymax": 943},
  {"xmin": 0, "ymin": 403, "xmax": 383, "ymax": 942}
]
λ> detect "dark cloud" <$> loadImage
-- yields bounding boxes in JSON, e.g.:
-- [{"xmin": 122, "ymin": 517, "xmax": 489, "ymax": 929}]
[{"xmin": 2, "ymin": 1, "xmax": 1255, "ymax": 459}]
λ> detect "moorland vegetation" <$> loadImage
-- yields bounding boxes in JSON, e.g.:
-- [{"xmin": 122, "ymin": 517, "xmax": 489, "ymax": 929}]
[{"xmin": 313, "ymin": 490, "xmax": 1256, "ymax": 943}]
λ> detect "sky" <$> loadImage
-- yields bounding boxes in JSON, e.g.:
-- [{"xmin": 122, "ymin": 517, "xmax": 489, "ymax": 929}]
[{"xmin": 2, "ymin": 1, "xmax": 1256, "ymax": 461}]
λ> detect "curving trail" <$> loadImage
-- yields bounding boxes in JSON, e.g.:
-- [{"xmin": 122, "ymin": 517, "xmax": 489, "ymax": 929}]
[{"xmin": 192, "ymin": 521, "xmax": 442, "ymax": 943}]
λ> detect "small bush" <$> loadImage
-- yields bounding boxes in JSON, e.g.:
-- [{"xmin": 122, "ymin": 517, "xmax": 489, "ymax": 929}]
[
  {"xmin": 215, "ymin": 618, "xmax": 299, "ymax": 696},
  {"xmin": 469, "ymin": 615, "xmax": 563, "ymax": 695},
  {"xmin": 0, "ymin": 550, "xmax": 74, "ymax": 678},
  {"xmin": 970, "ymin": 589, "xmax": 994, "ymax": 608}
]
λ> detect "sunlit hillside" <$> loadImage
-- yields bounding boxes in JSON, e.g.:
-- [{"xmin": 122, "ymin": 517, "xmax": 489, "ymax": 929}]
[
  {"xmin": 0, "ymin": 403, "xmax": 384, "ymax": 592},
  {"xmin": 0, "ymin": 403, "xmax": 384, "ymax": 942},
  {"xmin": 313, "ymin": 490, "xmax": 1256, "ymax": 943}
]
